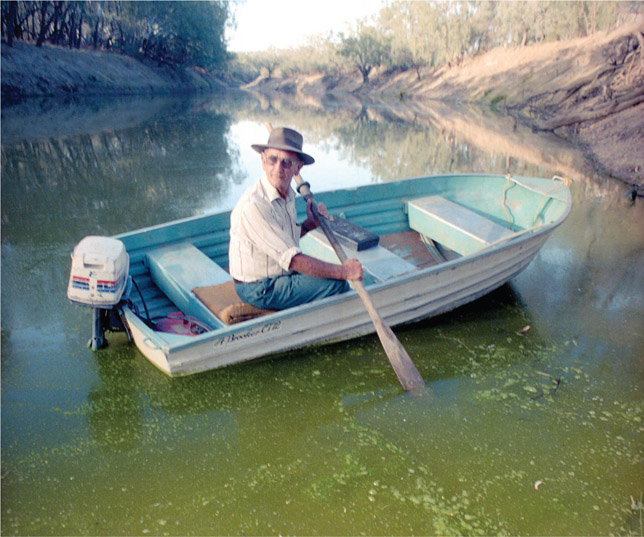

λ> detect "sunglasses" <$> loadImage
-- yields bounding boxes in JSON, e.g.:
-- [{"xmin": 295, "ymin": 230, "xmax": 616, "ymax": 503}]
[{"xmin": 265, "ymin": 154, "xmax": 298, "ymax": 169}]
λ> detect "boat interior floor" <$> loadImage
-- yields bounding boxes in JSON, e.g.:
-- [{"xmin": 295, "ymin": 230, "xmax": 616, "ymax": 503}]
[{"xmin": 378, "ymin": 230, "xmax": 446, "ymax": 270}]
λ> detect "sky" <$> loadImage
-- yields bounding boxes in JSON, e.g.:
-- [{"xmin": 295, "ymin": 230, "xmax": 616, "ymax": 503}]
[{"xmin": 226, "ymin": 0, "xmax": 385, "ymax": 52}]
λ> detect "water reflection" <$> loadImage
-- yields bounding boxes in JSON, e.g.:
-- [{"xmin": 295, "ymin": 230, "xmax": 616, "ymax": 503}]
[
  {"xmin": 2, "ymin": 92, "xmax": 643, "ymax": 536},
  {"xmin": 1, "ymin": 90, "xmax": 614, "ymax": 248},
  {"xmin": 2, "ymin": 96, "xmax": 246, "ymax": 242}
]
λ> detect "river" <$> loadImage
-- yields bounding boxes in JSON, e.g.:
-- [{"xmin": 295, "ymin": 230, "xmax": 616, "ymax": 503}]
[{"xmin": 1, "ymin": 92, "xmax": 643, "ymax": 536}]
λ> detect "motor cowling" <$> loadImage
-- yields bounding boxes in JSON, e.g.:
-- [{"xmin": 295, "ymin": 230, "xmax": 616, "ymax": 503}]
[
  {"xmin": 68, "ymin": 236, "xmax": 129, "ymax": 307},
  {"xmin": 67, "ymin": 236, "xmax": 130, "ymax": 350}
]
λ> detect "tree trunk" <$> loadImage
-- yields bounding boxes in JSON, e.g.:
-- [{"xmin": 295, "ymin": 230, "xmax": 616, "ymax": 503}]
[
  {"xmin": 6, "ymin": 0, "xmax": 17, "ymax": 46},
  {"xmin": 35, "ymin": 1, "xmax": 50, "ymax": 47},
  {"xmin": 93, "ymin": 5, "xmax": 102, "ymax": 50},
  {"xmin": 360, "ymin": 65, "xmax": 372, "ymax": 83},
  {"xmin": 68, "ymin": 11, "xmax": 76, "ymax": 48},
  {"xmin": 77, "ymin": 12, "xmax": 83, "ymax": 48}
]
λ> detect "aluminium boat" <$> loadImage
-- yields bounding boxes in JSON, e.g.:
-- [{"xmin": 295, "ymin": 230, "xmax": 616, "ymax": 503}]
[{"xmin": 68, "ymin": 173, "xmax": 571, "ymax": 377}]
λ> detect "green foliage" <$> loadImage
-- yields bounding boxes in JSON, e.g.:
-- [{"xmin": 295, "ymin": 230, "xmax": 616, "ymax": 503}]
[
  {"xmin": 1, "ymin": 0, "xmax": 231, "ymax": 70},
  {"xmin": 338, "ymin": 23, "xmax": 391, "ymax": 83},
  {"xmin": 233, "ymin": 34, "xmax": 348, "ymax": 83},
  {"xmin": 228, "ymin": 53, "xmax": 263, "ymax": 84},
  {"xmin": 116, "ymin": 1, "xmax": 229, "ymax": 69},
  {"xmin": 490, "ymin": 95, "xmax": 507, "ymax": 107},
  {"xmin": 380, "ymin": 0, "xmax": 641, "ymax": 67},
  {"xmin": 372, "ymin": 0, "xmax": 642, "ymax": 75}
]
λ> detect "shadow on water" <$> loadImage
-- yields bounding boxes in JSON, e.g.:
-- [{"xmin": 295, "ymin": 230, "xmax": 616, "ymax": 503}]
[{"xmin": 2, "ymin": 91, "xmax": 643, "ymax": 536}]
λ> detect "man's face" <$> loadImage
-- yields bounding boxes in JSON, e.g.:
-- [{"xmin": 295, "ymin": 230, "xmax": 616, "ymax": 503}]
[{"xmin": 261, "ymin": 149, "xmax": 303, "ymax": 198}]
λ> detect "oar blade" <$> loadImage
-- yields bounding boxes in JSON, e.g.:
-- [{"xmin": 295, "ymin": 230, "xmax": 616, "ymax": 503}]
[
  {"xmin": 353, "ymin": 281, "xmax": 425, "ymax": 391},
  {"xmin": 372, "ymin": 312, "xmax": 425, "ymax": 391}
]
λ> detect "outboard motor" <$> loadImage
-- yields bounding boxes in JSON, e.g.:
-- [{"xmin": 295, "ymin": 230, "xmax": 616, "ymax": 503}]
[{"xmin": 67, "ymin": 236, "xmax": 131, "ymax": 350}]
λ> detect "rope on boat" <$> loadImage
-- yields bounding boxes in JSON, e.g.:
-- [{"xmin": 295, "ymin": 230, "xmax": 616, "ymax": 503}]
[
  {"xmin": 502, "ymin": 175, "xmax": 518, "ymax": 230},
  {"xmin": 484, "ymin": 221, "xmax": 553, "ymax": 250},
  {"xmin": 503, "ymin": 173, "xmax": 571, "ymax": 228}
]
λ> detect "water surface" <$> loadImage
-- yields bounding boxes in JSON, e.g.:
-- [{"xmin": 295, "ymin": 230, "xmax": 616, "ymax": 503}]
[{"xmin": 2, "ymin": 93, "xmax": 643, "ymax": 536}]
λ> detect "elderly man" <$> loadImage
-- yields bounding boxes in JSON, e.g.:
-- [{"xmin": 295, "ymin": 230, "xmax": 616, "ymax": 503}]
[{"xmin": 229, "ymin": 127, "xmax": 363, "ymax": 310}]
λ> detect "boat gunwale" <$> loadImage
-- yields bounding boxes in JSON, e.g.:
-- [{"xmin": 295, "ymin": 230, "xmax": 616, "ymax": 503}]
[{"xmin": 113, "ymin": 173, "xmax": 571, "ymax": 245}]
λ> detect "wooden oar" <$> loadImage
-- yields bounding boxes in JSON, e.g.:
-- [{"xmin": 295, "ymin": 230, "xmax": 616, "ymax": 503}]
[{"xmin": 265, "ymin": 124, "xmax": 425, "ymax": 391}]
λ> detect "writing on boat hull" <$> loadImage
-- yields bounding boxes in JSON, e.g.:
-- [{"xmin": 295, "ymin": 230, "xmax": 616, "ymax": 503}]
[{"xmin": 214, "ymin": 321, "xmax": 283, "ymax": 347}]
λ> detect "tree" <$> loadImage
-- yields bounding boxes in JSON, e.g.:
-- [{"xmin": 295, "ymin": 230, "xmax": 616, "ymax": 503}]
[
  {"xmin": 253, "ymin": 47, "xmax": 281, "ymax": 79},
  {"xmin": 1, "ymin": 1, "xmax": 231, "ymax": 70},
  {"xmin": 112, "ymin": 1, "xmax": 229, "ymax": 68},
  {"xmin": 380, "ymin": 2, "xmax": 432, "ymax": 79},
  {"xmin": 338, "ymin": 23, "xmax": 390, "ymax": 83}
]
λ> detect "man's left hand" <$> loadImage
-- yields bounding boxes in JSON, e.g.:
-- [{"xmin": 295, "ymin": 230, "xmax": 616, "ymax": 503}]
[{"xmin": 304, "ymin": 199, "xmax": 327, "ymax": 230}]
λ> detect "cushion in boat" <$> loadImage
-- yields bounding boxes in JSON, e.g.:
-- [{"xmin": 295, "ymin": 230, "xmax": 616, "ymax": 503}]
[{"xmin": 193, "ymin": 281, "xmax": 275, "ymax": 325}]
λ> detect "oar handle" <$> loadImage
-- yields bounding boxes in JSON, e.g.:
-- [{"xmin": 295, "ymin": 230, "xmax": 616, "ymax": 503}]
[{"xmin": 295, "ymin": 176, "xmax": 348, "ymax": 264}]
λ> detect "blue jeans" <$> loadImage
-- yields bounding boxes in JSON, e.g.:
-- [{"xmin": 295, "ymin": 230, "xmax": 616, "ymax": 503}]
[{"xmin": 235, "ymin": 274, "xmax": 350, "ymax": 310}]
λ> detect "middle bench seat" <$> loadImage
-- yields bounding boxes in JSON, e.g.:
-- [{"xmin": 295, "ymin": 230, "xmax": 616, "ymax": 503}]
[{"xmin": 300, "ymin": 226, "xmax": 417, "ymax": 283}]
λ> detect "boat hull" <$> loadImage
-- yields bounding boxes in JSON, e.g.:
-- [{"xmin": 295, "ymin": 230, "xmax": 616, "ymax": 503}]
[
  {"xmin": 102, "ymin": 173, "xmax": 571, "ymax": 377},
  {"xmin": 121, "ymin": 224, "xmax": 551, "ymax": 376}
]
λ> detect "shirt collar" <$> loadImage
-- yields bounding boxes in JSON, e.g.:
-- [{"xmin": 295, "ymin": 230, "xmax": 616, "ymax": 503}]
[{"xmin": 260, "ymin": 172, "xmax": 295, "ymax": 203}]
